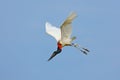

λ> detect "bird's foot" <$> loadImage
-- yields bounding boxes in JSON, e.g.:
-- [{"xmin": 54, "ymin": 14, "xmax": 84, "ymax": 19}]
[
  {"xmin": 80, "ymin": 50, "xmax": 88, "ymax": 55},
  {"xmin": 82, "ymin": 48, "xmax": 90, "ymax": 52}
]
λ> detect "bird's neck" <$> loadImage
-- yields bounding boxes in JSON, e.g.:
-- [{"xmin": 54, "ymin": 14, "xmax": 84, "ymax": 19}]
[{"xmin": 57, "ymin": 42, "xmax": 62, "ymax": 50}]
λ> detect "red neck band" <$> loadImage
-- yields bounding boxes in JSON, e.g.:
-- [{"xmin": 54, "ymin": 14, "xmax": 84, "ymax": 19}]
[{"xmin": 57, "ymin": 42, "xmax": 62, "ymax": 49}]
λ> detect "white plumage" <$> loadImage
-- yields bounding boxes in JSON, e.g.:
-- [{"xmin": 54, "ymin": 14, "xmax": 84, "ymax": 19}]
[
  {"xmin": 46, "ymin": 22, "xmax": 61, "ymax": 42},
  {"xmin": 46, "ymin": 12, "xmax": 77, "ymax": 46},
  {"xmin": 45, "ymin": 12, "xmax": 89, "ymax": 61}
]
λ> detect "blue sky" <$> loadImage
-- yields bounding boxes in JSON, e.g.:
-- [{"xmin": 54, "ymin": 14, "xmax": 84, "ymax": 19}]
[{"xmin": 0, "ymin": 0, "xmax": 120, "ymax": 80}]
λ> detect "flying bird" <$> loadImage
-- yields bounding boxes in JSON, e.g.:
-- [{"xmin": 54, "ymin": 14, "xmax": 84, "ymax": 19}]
[{"xmin": 45, "ymin": 12, "xmax": 89, "ymax": 61}]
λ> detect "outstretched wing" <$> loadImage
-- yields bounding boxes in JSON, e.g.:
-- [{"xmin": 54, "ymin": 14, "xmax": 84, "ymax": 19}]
[
  {"xmin": 45, "ymin": 22, "xmax": 61, "ymax": 41},
  {"xmin": 60, "ymin": 12, "xmax": 77, "ymax": 42}
]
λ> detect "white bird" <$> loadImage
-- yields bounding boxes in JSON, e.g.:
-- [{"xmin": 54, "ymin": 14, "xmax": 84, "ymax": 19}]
[{"xmin": 45, "ymin": 12, "xmax": 89, "ymax": 61}]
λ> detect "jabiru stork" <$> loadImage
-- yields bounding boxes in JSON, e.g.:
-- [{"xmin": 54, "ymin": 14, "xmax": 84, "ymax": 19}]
[{"xmin": 45, "ymin": 12, "xmax": 89, "ymax": 61}]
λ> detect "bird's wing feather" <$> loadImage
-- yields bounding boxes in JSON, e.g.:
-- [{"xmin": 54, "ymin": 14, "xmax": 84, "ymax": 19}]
[
  {"xmin": 60, "ymin": 12, "xmax": 77, "ymax": 41},
  {"xmin": 45, "ymin": 22, "xmax": 61, "ymax": 41}
]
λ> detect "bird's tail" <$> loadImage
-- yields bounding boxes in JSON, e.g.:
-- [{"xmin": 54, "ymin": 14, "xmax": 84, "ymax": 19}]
[{"xmin": 71, "ymin": 36, "xmax": 76, "ymax": 41}]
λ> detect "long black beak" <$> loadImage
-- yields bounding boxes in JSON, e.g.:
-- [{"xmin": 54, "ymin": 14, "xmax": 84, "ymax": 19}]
[
  {"xmin": 48, "ymin": 52, "xmax": 58, "ymax": 61},
  {"xmin": 48, "ymin": 48, "xmax": 62, "ymax": 61}
]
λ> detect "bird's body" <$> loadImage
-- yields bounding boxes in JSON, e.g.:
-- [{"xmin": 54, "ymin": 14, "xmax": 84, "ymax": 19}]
[{"xmin": 46, "ymin": 12, "xmax": 89, "ymax": 61}]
